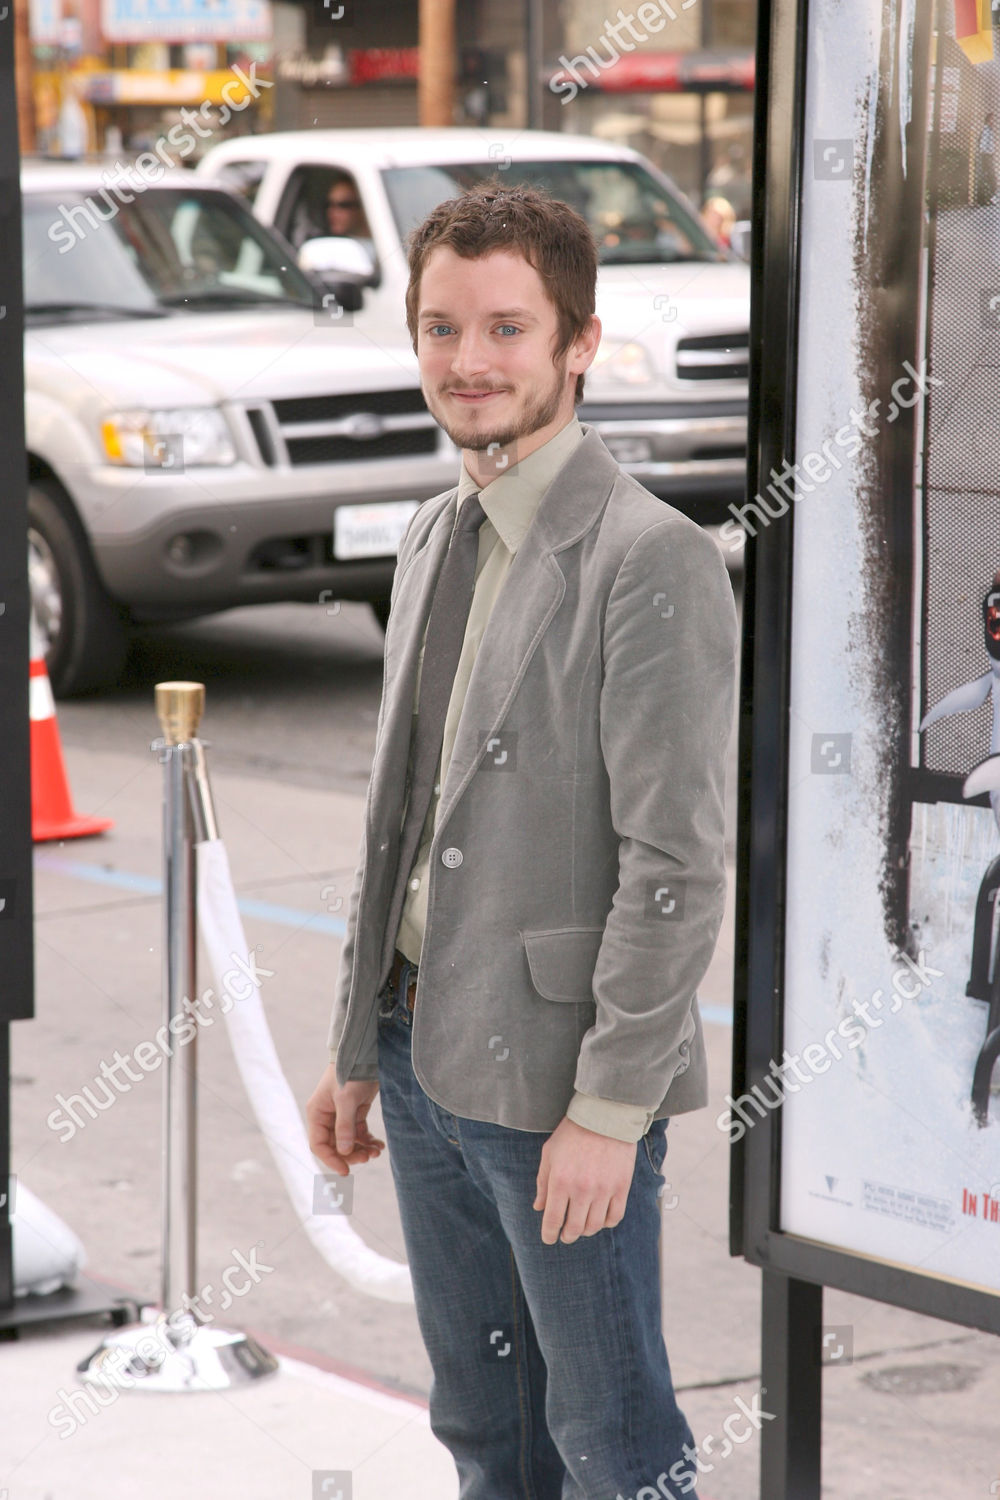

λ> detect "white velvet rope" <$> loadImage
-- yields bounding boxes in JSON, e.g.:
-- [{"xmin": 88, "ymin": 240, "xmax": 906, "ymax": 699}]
[{"xmin": 195, "ymin": 837, "xmax": 412, "ymax": 1304}]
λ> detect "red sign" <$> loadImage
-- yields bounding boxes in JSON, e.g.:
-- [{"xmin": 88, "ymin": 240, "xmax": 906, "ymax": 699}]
[
  {"xmin": 547, "ymin": 49, "xmax": 754, "ymax": 94},
  {"xmin": 349, "ymin": 47, "xmax": 421, "ymax": 85}
]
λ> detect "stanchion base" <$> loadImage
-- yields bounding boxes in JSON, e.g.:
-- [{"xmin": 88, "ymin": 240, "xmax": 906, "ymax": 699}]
[{"xmin": 77, "ymin": 1311, "xmax": 278, "ymax": 1392}]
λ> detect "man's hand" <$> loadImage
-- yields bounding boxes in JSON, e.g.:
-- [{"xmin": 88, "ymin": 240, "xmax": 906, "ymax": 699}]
[
  {"xmin": 306, "ymin": 1064, "xmax": 385, "ymax": 1177},
  {"xmin": 533, "ymin": 1116, "xmax": 636, "ymax": 1245}
]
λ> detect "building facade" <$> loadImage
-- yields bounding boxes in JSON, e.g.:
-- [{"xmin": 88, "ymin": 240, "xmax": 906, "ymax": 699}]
[{"xmin": 26, "ymin": 0, "xmax": 756, "ymax": 212}]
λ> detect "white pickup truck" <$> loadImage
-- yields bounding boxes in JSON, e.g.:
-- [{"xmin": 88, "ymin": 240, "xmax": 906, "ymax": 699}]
[{"xmin": 197, "ymin": 128, "xmax": 750, "ymax": 522}]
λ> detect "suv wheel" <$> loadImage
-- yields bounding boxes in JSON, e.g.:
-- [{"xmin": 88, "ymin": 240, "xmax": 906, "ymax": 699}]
[{"xmin": 28, "ymin": 479, "xmax": 129, "ymax": 696}]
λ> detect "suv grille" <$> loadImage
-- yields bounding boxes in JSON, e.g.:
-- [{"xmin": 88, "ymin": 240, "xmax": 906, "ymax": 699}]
[
  {"xmin": 676, "ymin": 332, "xmax": 749, "ymax": 382},
  {"xmin": 259, "ymin": 389, "xmax": 438, "ymax": 466}
]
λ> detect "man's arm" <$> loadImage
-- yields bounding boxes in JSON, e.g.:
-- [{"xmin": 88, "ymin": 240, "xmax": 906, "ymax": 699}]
[
  {"xmin": 578, "ymin": 513, "xmax": 737, "ymax": 1109},
  {"xmin": 534, "ymin": 514, "xmax": 737, "ymax": 1243}
]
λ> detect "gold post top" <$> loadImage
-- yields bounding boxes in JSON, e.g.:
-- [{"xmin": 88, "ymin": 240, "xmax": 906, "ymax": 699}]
[{"xmin": 155, "ymin": 682, "xmax": 205, "ymax": 746}]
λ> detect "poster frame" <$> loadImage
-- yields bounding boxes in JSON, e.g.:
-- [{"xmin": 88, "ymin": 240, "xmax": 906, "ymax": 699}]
[{"xmin": 731, "ymin": 0, "xmax": 1000, "ymax": 1339}]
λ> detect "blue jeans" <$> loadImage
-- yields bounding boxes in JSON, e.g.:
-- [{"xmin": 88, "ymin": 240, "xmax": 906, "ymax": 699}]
[{"xmin": 375, "ymin": 958, "xmax": 696, "ymax": 1500}]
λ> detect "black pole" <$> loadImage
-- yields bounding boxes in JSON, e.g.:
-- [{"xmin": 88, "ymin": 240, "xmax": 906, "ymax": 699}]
[
  {"xmin": 0, "ymin": 1025, "xmax": 11, "ymax": 1312},
  {"xmin": 760, "ymin": 1272, "xmax": 823, "ymax": 1499},
  {"xmin": 699, "ymin": 0, "xmax": 712, "ymax": 202},
  {"xmin": 0, "ymin": 0, "xmax": 36, "ymax": 1314}
]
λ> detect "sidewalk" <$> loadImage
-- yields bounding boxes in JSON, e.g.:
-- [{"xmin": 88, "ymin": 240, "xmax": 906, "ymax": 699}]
[
  {"xmin": 1, "ymin": 1317, "xmax": 456, "ymax": 1500},
  {"xmin": 3, "ymin": 737, "xmax": 1000, "ymax": 1499}
]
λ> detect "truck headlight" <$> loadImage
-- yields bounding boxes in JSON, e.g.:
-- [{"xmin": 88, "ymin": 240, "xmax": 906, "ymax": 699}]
[
  {"xmin": 590, "ymin": 340, "xmax": 656, "ymax": 387},
  {"xmin": 101, "ymin": 408, "xmax": 237, "ymax": 467}
]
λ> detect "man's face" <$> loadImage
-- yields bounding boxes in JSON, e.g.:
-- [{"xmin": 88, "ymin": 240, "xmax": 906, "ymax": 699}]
[{"xmin": 415, "ymin": 246, "xmax": 598, "ymax": 458}]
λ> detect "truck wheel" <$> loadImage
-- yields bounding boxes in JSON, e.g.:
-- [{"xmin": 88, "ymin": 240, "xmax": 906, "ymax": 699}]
[
  {"xmin": 28, "ymin": 479, "xmax": 129, "ymax": 696},
  {"xmin": 370, "ymin": 598, "xmax": 391, "ymax": 631}
]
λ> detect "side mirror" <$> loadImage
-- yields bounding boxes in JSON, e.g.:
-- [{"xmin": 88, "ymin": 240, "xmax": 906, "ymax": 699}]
[
  {"xmin": 308, "ymin": 273, "xmax": 365, "ymax": 314},
  {"xmin": 298, "ymin": 235, "xmax": 377, "ymax": 282}
]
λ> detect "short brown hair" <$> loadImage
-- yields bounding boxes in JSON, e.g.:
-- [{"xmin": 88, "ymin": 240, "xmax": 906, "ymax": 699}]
[{"xmin": 404, "ymin": 178, "xmax": 598, "ymax": 403}]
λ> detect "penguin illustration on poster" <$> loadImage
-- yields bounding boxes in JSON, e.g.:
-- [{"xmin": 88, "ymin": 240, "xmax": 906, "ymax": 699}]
[{"xmin": 920, "ymin": 570, "xmax": 1000, "ymax": 1122}]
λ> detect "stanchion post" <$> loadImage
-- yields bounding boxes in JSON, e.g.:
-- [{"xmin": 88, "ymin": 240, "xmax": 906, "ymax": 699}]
[
  {"xmin": 156, "ymin": 682, "xmax": 204, "ymax": 1318},
  {"xmin": 76, "ymin": 681, "xmax": 277, "ymax": 1391}
]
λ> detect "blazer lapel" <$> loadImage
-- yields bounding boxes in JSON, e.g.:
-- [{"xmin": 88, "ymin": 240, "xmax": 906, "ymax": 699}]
[
  {"xmin": 438, "ymin": 426, "xmax": 619, "ymax": 826},
  {"xmin": 364, "ymin": 496, "xmax": 455, "ymax": 826},
  {"xmin": 437, "ymin": 532, "xmax": 563, "ymax": 826}
]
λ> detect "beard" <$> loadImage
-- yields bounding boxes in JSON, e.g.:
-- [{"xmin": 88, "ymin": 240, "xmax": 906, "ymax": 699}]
[{"xmin": 424, "ymin": 353, "xmax": 569, "ymax": 453}]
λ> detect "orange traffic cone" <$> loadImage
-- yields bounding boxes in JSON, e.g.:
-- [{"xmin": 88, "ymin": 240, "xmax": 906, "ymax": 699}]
[{"xmin": 30, "ymin": 618, "xmax": 113, "ymax": 843}]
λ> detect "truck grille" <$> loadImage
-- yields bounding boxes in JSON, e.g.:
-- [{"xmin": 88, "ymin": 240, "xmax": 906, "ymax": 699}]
[
  {"xmin": 254, "ymin": 388, "xmax": 439, "ymax": 466},
  {"xmin": 676, "ymin": 333, "xmax": 749, "ymax": 383}
]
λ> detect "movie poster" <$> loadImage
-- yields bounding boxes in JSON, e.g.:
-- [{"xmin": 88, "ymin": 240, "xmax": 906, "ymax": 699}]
[{"xmin": 756, "ymin": 0, "xmax": 1000, "ymax": 1295}]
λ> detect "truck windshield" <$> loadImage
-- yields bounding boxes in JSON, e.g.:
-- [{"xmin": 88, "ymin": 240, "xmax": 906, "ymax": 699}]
[
  {"xmin": 24, "ymin": 187, "xmax": 316, "ymax": 318},
  {"xmin": 381, "ymin": 160, "xmax": 724, "ymax": 265}
]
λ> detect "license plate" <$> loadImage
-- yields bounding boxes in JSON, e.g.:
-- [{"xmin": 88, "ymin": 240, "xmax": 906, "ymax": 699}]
[
  {"xmin": 603, "ymin": 436, "xmax": 653, "ymax": 465},
  {"xmin": 333, "ymin": 500, "xmax": 420, "ymax": 560}
]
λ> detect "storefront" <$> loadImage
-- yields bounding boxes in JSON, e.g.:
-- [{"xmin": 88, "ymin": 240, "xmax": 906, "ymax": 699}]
[{"xmin": 29, "ymin": 0, "xmax": 273, "ymax": 156}]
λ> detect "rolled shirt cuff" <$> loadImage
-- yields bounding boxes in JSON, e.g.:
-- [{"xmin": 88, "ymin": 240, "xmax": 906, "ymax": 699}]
[
  {"xmin": 565, "ymin": 1089, "xmax": 655, "ymax": 1143},
  {"xmin": 329, "ymin": 1047, "xmax": 378, "ymax": 1081}
]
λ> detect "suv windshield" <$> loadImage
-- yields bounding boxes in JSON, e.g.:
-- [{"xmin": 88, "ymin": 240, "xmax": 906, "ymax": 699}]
[
  {"xmin": 23, "ymin": 187, "xmax": 316, "ymax": 319},
  {"xmin": 381, "ymin": 159, "xmax": 724, "ymax": 266}
]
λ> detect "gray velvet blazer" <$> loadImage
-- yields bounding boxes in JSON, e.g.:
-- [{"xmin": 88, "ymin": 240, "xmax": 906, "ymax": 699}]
[{"xmin": 327, "ymin": 424, "xmax": 739, "ymax": 1132}]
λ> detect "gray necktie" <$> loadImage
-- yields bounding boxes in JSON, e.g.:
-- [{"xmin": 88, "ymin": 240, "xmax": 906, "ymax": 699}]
[{"xmin": 381, "ymin": 490, "xmax": 486, "ymax": 979}]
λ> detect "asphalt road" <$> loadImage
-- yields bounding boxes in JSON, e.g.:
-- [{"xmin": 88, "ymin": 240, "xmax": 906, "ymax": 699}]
[{"xmin": 57, "ymin": 599, "xmax": 391, "ymax": 797}]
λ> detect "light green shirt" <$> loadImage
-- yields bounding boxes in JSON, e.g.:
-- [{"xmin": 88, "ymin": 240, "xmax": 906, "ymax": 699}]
[{"xmin": 337, "ymin": 415, "xmax": 655, "ymax": 1143}]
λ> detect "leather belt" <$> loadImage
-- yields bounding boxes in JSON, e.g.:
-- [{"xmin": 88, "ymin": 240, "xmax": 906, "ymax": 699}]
[{"xmin": 390, "ymin": 947, "xmax": 418, "ymax": 1010}]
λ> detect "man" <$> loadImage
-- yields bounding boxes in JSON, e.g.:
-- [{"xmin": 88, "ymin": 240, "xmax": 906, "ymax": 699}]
[{"xmin": 307, "ymin": 181, "xmax": 738, "ymax": 1498}]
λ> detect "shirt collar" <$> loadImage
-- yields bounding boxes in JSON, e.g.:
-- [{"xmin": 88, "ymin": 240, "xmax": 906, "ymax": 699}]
[{"xmin": 455, "ymin": 416, "xmax": 584, "ymax": 554}]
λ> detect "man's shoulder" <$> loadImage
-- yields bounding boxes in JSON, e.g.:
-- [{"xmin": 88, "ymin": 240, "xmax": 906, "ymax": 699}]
[
  {"xmin": 558, "ymin": 423, "xmax": 715, "ymax": 566},
  {"xmin": 601, "ymin": 464, "xmax": 721, "ymax": 573}
]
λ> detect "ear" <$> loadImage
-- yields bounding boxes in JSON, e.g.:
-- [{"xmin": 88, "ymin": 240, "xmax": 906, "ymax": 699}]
[{"xmin": 569, "ymin": 313, "xmax": 603, "ymax": 377}]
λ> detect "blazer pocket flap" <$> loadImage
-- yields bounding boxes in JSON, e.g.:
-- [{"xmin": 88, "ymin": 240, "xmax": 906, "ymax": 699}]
[{"xmin": 521, "ymin": 926, "xmax": 605, "ymax": 1002}]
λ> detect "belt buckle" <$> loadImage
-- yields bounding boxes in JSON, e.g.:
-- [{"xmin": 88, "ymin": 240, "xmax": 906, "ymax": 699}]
[{"xmin": 392, "ymin": 949, "xmax": 416, "ymax": 1010}]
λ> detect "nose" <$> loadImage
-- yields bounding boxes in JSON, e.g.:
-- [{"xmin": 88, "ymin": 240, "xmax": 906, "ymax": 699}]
[{"xmin": 449, "ymin": 327, "xmax": 492, "ymax": 382}]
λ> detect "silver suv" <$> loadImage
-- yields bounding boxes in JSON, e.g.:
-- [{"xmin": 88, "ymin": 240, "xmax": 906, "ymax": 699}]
[{"xmin": 23, "ymin": 162, "xmax": 457, "ymax": 695}]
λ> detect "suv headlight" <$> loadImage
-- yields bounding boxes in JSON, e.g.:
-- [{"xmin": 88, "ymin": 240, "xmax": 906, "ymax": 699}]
[
  {"xmin": 101, "ymin": 408, "xmax": 237, "ymax": 467},
  {"xmin": 589, "ymin": 339, "xmax": 656, "ymax": 387}
]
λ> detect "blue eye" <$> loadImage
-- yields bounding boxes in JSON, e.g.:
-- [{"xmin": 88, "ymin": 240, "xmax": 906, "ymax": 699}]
[
  {"xmin": 497, "ymin": 324, "xmax": 520, "ymax": 336},
  {"xmin": 427, "ymin": 323, "xmax": 453, "ymax": 337}
]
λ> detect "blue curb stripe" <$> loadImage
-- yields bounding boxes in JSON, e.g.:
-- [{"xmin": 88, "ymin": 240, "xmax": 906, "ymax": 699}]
[{"xmin": 33, "ymin": 854, "xmax": 347, "ymax": 938}]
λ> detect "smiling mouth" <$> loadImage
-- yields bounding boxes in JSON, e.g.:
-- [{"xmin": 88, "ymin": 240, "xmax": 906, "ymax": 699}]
[{"xmin": 447, "ymin": 388, "xmax": 507, "ymax": 402}]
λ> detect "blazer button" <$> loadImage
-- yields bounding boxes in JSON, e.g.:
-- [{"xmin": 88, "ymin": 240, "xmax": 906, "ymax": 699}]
[{"xmin": 441, "ymin": 847, "xmax": 463, "ymax": 868}]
